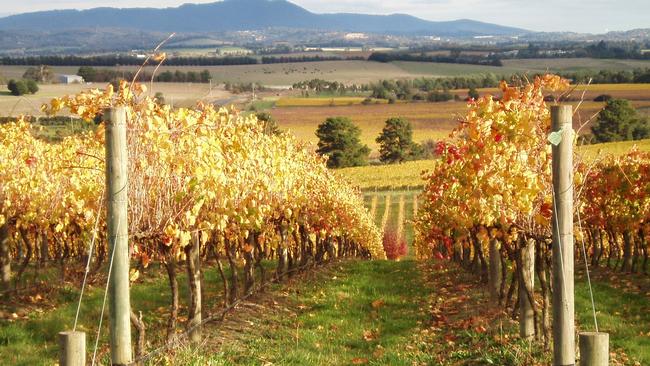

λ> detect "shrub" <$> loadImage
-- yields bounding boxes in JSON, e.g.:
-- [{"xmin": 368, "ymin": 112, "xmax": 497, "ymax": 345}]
[
  {"xmin": 7, "ymin": 79, "xmax": 29, "ymax": 96},
  {"xmin": 25, "ymin": 79, "xmax": 39, "ymax": 94},
  {"xmin": 427, "ymin": 90, "xmax": 453, "ymax": 102},
  {"xmin": 382, "ymin": 227, "xmax": 408, "ymax": 260}
]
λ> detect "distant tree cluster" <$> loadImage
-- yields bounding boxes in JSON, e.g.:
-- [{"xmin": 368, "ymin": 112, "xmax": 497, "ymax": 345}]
[
  {"xmin": 1, "ymin": 55, "xmax": 258, "ymax": 67},
  {"xmin": 292, "ymin": 79, "xmax": 366, "ymax": 95},
  {"xmin": 7, "ymin": 79, "xmax": 38, "ymax": 96},
  {"xmin": 261, "ymin": 55, "xmax": 363, "ymax": 64},
  {"xmin": 22, "ymin": 65, "xmax": 54, "ymax": 83},
  {"xmin": 224, "ymin": 82, "xmax": 269, "ymax": 94},
  {"xmin": 0, "ymin": 54, "xmax": 363, "ymax": 68},
  {"xmin": 315, "ymin": 116, "xmax": 428, "ymax": 168},
  {"xmin": 559, "ymin": 68, "xmax": 650, "ymax": 84},
  {"xmin": 368, "ymin": 52, "xmax": 503, "ymax": 67},
  {"xmin": 590, "ymin": 99, "xmax": 650, "ymax": 143},
  {"xmin": 77, "ymin": 66, "xmax": 212, "ymax": 83},
  {"xmin": 488, "ymin": 41, "xmax": 650, "ymax": 61},
  {"xmin": 368, "ymin": 79, "xmax": 460, "ymax": 102}
]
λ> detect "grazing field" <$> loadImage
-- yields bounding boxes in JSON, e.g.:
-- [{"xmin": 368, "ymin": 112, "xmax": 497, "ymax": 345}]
[
  {"xmin": 4, "ymin": 58, "xmax": 650, "ymax": 90},
  {"xmin": 0, "ymin": 62, "xmax": 416, "ymax": 87}
]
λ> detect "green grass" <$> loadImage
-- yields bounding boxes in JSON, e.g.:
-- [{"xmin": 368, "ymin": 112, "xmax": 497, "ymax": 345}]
[
  {"xmin": 0, "ymin": 262, "xmax": 274, "ymax": 365},
  {"xmin": 191, "ymin": 260, "xmax": 429, "ymax": 366},
  {"xmin": 575, "ymin": 270, "xmax": 650, "ymax": 364}
]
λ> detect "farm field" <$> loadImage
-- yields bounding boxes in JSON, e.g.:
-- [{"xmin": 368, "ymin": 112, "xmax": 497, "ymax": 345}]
[
  {"xmin": 338, "ymin": 160, "xmax": 435, "ymax": 190},
  {"xmin": 269, "ymin": 99, "xmax": 650, "ymax": 154},
  {"xmin": 269, "ymin": 102, "xmax": 458, "ymax": 153}
]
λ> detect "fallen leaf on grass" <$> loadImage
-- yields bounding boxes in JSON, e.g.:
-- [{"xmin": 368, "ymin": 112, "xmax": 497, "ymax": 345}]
[
  {"xmin": 371, "ymin": 299, "xmax": 385, "ymax": 309},
  {"xmin": 363, "ymin": 330, "xmax": 378, "ymax": 341},
  {"xmin": 351, "ymin": 357, "xmax": 369, "ymax": 364}
]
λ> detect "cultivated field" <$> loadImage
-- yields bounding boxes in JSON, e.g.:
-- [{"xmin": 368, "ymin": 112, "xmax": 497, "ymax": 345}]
[
  {"xmin": 337, "ymin": 160, "xmax": 436, "ymax": 190},
  {"xmin": 269, "ymin": 99, "xmax": 650, "ymax": 154},
  {"xmin": 270, "ymin": 102, "xmax": 458, "ymax": 152}
]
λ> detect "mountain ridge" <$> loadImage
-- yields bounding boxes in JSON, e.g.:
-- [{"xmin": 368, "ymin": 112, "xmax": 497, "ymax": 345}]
[{"xmin": 0, "ymin": 0, "xmax": 527, "ymax": 36}]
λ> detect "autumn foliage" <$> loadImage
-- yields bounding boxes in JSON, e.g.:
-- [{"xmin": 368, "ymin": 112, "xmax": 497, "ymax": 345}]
[{"xmin": 383, "ymin": 227, "xmax": 408, "ymax": 260}]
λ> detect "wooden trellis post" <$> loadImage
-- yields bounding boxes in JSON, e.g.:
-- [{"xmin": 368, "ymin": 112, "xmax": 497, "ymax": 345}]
[
  {"xmin": 105, "ymin": 107, "xmax": 133, "ymax": 365},
  {"xmin": 551, "ymin": 105, "xmax": 575, "ymax": 366}
]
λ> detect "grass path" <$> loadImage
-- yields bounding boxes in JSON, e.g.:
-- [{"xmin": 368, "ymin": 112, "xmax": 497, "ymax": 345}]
[{"xmin": 192, "ymin": 260, "xmax": 427, "ymax": 365}]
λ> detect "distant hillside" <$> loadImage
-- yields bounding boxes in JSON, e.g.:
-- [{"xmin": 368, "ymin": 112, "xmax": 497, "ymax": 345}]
[{"xmin": 0, "ymin": 0, "xmax": 526, "ymax": 36}]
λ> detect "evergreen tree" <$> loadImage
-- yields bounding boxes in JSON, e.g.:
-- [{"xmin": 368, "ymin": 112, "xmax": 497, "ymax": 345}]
[
  {"xmin": 376, "ymin": 117, "xmax": 423, "ymax": 163},
  {"xmin": 316, "ymin": 117, "xmax": 370, "ymax": 168},
  {"xmin": 591, "ymin": 99, "xmax": 650, "ymax": 142}
]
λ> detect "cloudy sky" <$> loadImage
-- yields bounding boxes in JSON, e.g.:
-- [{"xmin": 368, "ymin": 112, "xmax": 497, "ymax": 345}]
[{"xmin": 1, "ymin": 0, "xmax": 648, "ymax": 33}]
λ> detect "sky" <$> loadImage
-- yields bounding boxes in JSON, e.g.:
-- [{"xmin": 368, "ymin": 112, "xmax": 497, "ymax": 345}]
[{"xmin": 1, "ymin": 0, "xmax": 648, "ymax": 34}]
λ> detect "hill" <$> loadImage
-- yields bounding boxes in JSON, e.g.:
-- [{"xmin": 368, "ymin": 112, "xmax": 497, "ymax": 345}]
[{"xmin": 0, "ymin": 0, "xmax": 526, "ymax": 36}]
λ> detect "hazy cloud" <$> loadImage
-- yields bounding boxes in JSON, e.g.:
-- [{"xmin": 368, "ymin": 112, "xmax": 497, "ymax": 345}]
[{"xmin": 3, "ymin": 0, "xmax": 649, "ymax": 33}]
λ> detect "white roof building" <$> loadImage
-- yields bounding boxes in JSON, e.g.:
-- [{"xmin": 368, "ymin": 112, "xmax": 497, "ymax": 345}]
[{"xmin": 57, "ymin": 74, "xmax": 84, "ymax": 84}]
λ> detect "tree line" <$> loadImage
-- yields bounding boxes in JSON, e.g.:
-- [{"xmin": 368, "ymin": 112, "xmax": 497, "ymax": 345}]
[
  {"xmin": 365, "ymin": 69, "xmax": 650, "ymax": 102},
  {"xmin": 0, "ymin": 54, "xmax": 363, "ymax": 67},
  {"xmin": 77, "ymin": 67, "xmax": 213, "ymax": 83},
  {"xmin": 368, "ymin": 51, "xmax": 503, "ymax": 67},
  {"xmin": 514, "ymin": 40, "xmax": 650, "ymax": 60}
]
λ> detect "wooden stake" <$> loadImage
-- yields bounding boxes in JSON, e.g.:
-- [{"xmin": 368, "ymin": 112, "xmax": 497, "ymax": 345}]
[
  {"xmin": 488, "ymin": 238, "xmax": 502, "ymax": 299},
  {"xmin": 519, "ymin": 238, "xmax": 535, "ymax": 339},
  {"xmin": 551, "ymin": 105, "xmax": 575, "ymax": 365},
  {"xmin": 0, "ymin": 223, "xmax": 11, "ymax": 291},
  {"xmin": 59, "ymin": 331, "xmax": 86, "ymax": 366},
  {"xmin": 104, "ymin": 107, "xmax": 133, "ymax": 365},
  {"xmin": 186, "ymin": 232, "xmax": 202, "ymax": 344},
  {"xmin": 579, "ymin": 332, "xmax": 609, "ymax": 366}
]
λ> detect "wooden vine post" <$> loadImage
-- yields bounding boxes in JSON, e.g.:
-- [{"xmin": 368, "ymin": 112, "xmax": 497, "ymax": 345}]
[
  {"xmin": 58, "ymin": 331, "xmax": 86, "ymax": 366},
  {"xmin": 105, "ymin": 107, "xmax": 133, "ymax": 365},
  {"xmin": 551, "ymin": 105, "xmax": 575, "ymax": 366}
]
